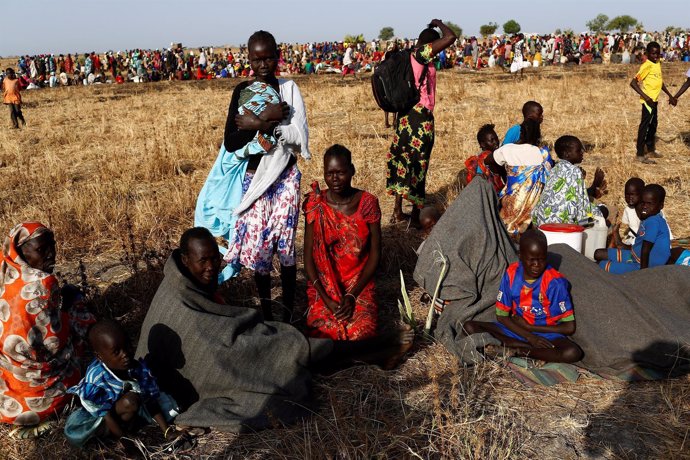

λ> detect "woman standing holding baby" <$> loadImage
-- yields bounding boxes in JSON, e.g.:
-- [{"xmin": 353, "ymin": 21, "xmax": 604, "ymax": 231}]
[{"xmin": 196, "ymin": 31, "xmax": 310, "ymax": 322}]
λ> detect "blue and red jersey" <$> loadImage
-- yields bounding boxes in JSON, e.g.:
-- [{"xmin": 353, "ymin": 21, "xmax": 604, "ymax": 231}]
[{"xmin": 495, "ymin": 262, "xmax": 574, "ymax": 326}]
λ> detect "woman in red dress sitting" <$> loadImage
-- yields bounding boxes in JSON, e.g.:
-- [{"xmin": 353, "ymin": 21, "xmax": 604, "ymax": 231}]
[{"xmin": 303, "ymin": 145, "xmax": 382, "ymax": 340}]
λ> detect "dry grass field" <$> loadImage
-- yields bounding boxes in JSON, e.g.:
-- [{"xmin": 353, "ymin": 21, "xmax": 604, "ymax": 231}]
[{"xmin": 0, "ymin": 63, "xmax": 689, "ymax": 459}]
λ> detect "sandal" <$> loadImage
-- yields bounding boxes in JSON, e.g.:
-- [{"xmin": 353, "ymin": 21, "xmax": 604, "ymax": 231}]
[
  {"xmin": 163, "ymin": 432, "xmax": 197, "ymax": 454},
  {"xmin": 8, "ymin": 420, "xmax": 56, "ymax": 439},
  {"xmin": 635, "ymin": 156, "xmax": 656, "ymax": 164}
]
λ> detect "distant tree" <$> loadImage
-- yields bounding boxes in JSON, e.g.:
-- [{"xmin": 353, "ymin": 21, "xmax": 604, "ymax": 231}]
[
  {"xmin": 479, "ymin": 22, "xmax": 499, "ymax": 37},
  {"xmin": 635, "ymin": 23, "xmax": 645, "ymax": 32},
  {"xmin": 379, "ymin": 27, "xmax": 395, "ymax": 41},
  {"xmin": 564, "ymin": 28, "xmax": 575, "ymax": 37},
  {"xmin": 665, "ymin": 26, "xmax": 684, "ymax": 35},
  {"xmin": 586, "ymin": 14, "xmax": 609, "ymax": 34},
  {"xmin": 343, "ymin": 34, "xmax": 366, "ymax": 44},
  {"xmin": 606, "ymin": 15, "xmax": 638, "ymax": 33},
  {"xmin": 445, "ymin": 21, "xmax": 463, "ymax": 38},
  {"xmin": 503, "ymin": 20, "xmax": 521, "ymax": 35},
  {"xmin": 554, "ymin": 28, "xmax": 562, "ymax": 35}
]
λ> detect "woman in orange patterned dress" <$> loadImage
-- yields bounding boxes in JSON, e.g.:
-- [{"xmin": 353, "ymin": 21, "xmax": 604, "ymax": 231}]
[
  {"xmin": 303, "ymin": 145, "xmax": 382, "ymax": 340},
  {"xmin": 0, "ymin": 222, "xmax": 94, "ymax": 433}
]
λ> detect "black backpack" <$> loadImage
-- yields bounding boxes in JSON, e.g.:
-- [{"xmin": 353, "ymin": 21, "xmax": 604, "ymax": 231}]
[{"xmin": 371, "ymin": 49, "xmax": 428, "ymax": 114}]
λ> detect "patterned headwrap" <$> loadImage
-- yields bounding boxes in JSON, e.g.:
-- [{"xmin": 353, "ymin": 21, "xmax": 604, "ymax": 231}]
[{"xmin": 0, "ymin": 222, "xmax": 54, "ymax": 287}]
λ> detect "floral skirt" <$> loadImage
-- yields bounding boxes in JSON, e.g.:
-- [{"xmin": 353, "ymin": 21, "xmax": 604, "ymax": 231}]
[
  {"xmin": 224, "ymin": 164, "xmax": 301, "ymax": 275},
  {"xmin": 386, "ymin": 104, "xmax": 435, "ymax": 208}
]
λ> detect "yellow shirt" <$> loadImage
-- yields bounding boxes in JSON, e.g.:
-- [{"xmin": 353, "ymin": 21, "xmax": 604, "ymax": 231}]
[{"xmin": 635, "ymin": 60, "xmax": 663, "ymax": 103}]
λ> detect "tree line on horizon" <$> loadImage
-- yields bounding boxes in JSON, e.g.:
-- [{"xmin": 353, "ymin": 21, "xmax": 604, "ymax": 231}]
[{"xmin": 341, "ymin": 15, "xmax": 688, "ymax": 43}]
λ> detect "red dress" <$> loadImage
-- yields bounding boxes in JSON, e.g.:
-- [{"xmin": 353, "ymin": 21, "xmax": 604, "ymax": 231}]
[
  {"xmin": 303, "ymin": 184, "xmax": 380, "ymax": 340},
  {"xmin": 464, "ymin": 150, "xmax": 505, "ymax": 193}
]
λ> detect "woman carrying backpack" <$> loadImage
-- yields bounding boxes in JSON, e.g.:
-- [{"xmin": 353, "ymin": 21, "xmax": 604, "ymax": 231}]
[{"xmin": 386, "ymin": 19, "xmax": 457, "ymax": 227}]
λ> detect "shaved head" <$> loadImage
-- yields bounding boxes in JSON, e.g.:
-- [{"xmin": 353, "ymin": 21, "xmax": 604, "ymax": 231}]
[
  {"xmin": 520, "ymin": 229, "xmax": 548, "ymax": 253},
  {"xmin": 88, "ymin": 319, "xmax": 127, "ymax": 351}
]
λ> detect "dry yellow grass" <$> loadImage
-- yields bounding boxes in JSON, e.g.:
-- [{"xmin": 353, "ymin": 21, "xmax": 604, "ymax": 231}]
[{"xmin": 0, "ymin": 64, "xmax": 688, "ymax": 459}]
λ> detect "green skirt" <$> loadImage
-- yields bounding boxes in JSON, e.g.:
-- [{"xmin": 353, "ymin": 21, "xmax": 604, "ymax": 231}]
[{"xmin": 386, "ymin": 104, "xmax": 435, "ymax": 207}]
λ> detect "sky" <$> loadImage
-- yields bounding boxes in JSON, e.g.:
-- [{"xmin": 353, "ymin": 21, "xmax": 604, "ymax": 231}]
[{"xmin": 0, "ymin": 0, "xmax": 687, "ymax": 56}]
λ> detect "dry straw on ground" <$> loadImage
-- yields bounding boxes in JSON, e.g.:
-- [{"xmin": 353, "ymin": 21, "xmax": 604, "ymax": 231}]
[{"xmin": 0, "ymin": 64, "xmax": 688, "ymax": 459}]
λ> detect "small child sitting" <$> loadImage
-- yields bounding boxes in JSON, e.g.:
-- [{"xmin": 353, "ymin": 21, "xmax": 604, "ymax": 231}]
[
  {"xmin": 614, "ymin": 177, "xmax": 672, "ymax": 246},
  {"xmin": 64, "ymin": 320, "xmax": 180, "ymax": 448},
  {"xmin": 617, "ymin": 177, "xmax": 645, "ymax": 245},
  {"xmin": 419, "ymin": 206, "xmax": 442, "ymax": 234},
  {"xmin": 596, "ymin": 184, "xmax": 671, "ymax": 273},
  {"xmin": 532, "ymin": 135, "xmax": 606, "ymax": 226},
  {"xmin": 415, "ymin": 206, "xmax": 443, "ymax": 256},
  {"xmin": 463, "ymin": 229, "xmax": 583, "ymax": 363},
  {"xmin": 464, "ymin": 124, "xmax": 505, "ymax": 193}
]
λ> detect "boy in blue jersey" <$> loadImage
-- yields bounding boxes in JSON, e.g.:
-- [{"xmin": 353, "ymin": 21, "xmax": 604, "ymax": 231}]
[
  {"xmin": 595, "ymin": 184, "xmax": 670, "ymax": 273},
  {"xmin": 464, "ymin": 229, "xmax": 583, "ymax": 363}
]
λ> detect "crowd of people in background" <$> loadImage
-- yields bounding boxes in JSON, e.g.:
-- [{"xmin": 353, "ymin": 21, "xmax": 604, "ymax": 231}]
[{"xmin": 1, "ymin": 30, "xmax": 690, "ymax": 90}]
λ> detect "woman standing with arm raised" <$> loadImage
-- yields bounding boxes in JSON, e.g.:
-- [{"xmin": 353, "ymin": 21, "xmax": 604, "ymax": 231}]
[{"xmin": 386, "ymin": 19, "xmax": 457, "ymax": 227}]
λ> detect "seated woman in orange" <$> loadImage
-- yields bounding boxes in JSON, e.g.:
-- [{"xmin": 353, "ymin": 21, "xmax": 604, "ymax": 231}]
[
  {"xmin": 303, "ymin": 145, "xmax": 382, "ymax": 340},
  {"xmin": 0, "ymin": 222, "xmax": 94, "ymax": 437}
]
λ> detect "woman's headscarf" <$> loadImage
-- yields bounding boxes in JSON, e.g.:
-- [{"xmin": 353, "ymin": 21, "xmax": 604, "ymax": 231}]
[{"xmin": 0, "ymin": 222, "xmax": 53, "ymax": 285}]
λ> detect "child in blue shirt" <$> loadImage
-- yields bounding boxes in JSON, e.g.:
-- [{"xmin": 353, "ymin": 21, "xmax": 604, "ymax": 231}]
[
  {"xmin": 64, "ymin": 320, "xmax": 180, "ymax": 448},
  {"xmin": 502, "ymin": 100, "xmax": 543, "ymax": 145},
  {"xmin": 595, "ymin": 184, "xmax": 670, "ymax": 273}
]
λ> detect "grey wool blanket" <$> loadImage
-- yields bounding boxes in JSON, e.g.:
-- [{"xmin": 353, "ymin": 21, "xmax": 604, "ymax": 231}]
[
  {"xmin": 414, "ymin": 178, "xmax": 518, "ymax": 342},
  {"xmin": 135, "ymin": 251, "xmax": 332, "ymax": 432},
  {"xmin": 415, "ymin": 178, "xmax": 690, "ymax": 376}
]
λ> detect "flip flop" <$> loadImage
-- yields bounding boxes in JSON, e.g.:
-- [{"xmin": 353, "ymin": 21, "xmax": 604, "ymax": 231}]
[
  {"xmin": 163, "ymin": 433, "xmax": 197, "ymax": 455},
  {"xmin": 8, "ymin": 420, "xmax": 56, "ymax": 439}
]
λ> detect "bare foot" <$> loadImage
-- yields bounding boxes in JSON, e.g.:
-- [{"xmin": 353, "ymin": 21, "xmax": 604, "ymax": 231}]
[
  {"xmin": 389, "ymin": 212, "xmax": 410, "ymax": 224},
  {"xmin": 381, "ymin": 325, "xmax": 415, "ymax": 370},
  {"xmin": 484, "ymin": 344, "xmax": 518, "ymax": 360}
]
